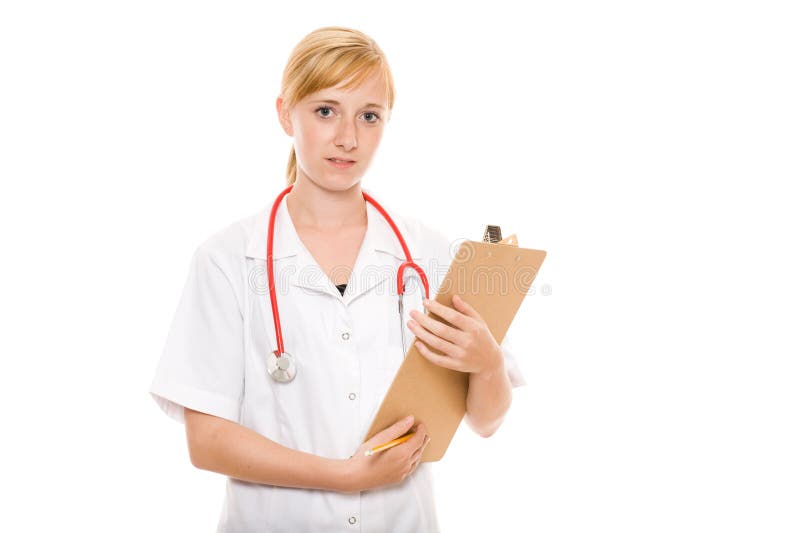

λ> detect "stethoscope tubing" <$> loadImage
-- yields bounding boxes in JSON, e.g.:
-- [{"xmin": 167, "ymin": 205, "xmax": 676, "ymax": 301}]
[{"xmin": 266, "ymin": 185, "xmax": 430, "ymax": 370}]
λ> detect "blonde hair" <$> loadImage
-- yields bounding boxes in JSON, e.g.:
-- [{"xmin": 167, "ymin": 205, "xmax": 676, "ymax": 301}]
[{"xmin": 279, "ymin": 26, "xmax": 396, "ymax": 186}]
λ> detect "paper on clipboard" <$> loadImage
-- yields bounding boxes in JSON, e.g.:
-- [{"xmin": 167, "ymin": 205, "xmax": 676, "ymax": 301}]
[{"xmin": 361, "ymin": 233, "xmax": 547, "ymax": 462}]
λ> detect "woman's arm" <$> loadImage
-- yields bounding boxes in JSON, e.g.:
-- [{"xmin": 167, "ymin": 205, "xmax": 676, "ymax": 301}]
[{"xmin": 184, "ymin": 407, "xmax": 346, "ymax": 491}]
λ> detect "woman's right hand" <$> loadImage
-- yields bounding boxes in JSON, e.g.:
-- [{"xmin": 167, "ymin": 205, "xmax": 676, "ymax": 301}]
[{"xmin": 340, "ymin": 416, "xmax": 431, "ymax": 493}]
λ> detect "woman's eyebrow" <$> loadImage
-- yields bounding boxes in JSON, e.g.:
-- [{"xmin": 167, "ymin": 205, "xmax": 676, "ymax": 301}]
[{"xmin": 311, "ymin": 99, "xmax": 385, "ymax": 110}]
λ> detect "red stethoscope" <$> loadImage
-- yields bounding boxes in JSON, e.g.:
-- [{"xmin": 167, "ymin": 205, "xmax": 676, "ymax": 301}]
[{"xmin": 265, "ymin": 185, "xmax": 430, "ymax": 382}]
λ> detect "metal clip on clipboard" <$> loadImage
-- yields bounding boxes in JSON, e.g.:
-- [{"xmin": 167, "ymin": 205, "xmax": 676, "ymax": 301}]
[{"xmin": 483, "ymin": 225, "xmax": 519, "ymax": 247}]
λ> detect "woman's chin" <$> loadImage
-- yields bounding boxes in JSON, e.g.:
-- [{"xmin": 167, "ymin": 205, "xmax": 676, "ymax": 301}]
[{"xmin": 304, "ymin": 174, "xmax": 364, "ymax": 193}]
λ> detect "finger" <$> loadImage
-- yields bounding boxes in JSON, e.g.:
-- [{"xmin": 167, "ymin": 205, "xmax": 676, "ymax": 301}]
[
  {"xmin": 409, "ymin": 447, "xmax": 423, "ymax": 464},
  {"xmin": 407, "ymin": 442, "xmax": 429, "ymax": 468},
  {"xmin": 408, "ymin": 321, "xmax": 459, "ymax": 356},
  {"xmin": 371, "ymin": 415, "xmax": 415, "ymax": 445},
  {"xmin": 407, "ymin": 448, "xmax": 423, "ymax": 472},
  {"xmin": 416, "ymin": 440, "xmax": 430, "ymax": 463},
  {"xmin": 451, "ymin": 294, "xmax": 483, "ymax": 321},
  {"xmin": 423, "ymin": 298, "xmax": 471, "ymax": 329},
  {"xmin": 412, "ymin": 431, "xmax": 428, "ymax": 454},
  {"xmin": 411, "ymin": 423, "xmax": 427, "ymax": 445},
  {"xmin": 415, "ymin": 340, "xmax": 461, "ymax": 371},
  {"xmin": 409, "ymin": 309, "xmax": 464, "ymax": 345},
  {"xmin": 389, "ymin": 422, "xmax": 425, "ymax": 454},
  {"xmin": 411, "ymin": 436, "xmax": 430, "ymax": 460},
  {"xmin": 415, "ymin": 433, "xmax": 430, "ymax": 451}
]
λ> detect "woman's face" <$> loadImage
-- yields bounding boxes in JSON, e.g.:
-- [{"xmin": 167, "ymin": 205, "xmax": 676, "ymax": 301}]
[{"xmin": 277, "ymin": 70, "xmax": 390, "ymax": 191}]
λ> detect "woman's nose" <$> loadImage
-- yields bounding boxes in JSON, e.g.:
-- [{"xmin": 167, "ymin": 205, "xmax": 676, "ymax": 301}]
[{"xmin": 334, "ymin": 118, "xmax": 358, "ymax": 151}]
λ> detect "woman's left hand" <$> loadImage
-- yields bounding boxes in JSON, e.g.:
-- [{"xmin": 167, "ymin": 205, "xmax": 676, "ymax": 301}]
[{"xmin": 407, "ymin": 294, "xmax": 504, "ymax": 377}]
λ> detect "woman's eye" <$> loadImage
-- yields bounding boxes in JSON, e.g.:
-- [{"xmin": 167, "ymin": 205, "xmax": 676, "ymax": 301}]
[
  {"xmin": 363, "ymin": 112, "xmax": 380, "ymax": 123},
  {"xmin": 315, "ymin": 106, "xmax": 333, "ymax": 118}
]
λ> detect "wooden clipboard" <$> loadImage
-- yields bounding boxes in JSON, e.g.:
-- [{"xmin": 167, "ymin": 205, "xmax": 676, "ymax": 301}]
[{"xmin": 361, "ymin": 232, "xmax": 547, "ymax": 462}]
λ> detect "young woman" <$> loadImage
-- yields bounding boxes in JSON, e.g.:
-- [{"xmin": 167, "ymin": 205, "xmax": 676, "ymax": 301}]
[{"xmin": 150, "ymin": 26, "xmax": 527, "ymax": 532}]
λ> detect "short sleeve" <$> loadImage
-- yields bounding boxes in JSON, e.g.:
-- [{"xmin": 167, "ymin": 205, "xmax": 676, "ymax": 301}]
[
  {"xmin": 500, "ymin": 330, "xmax": 527, "ymax": 388},
  {"xmin": 149, "ymin": 246, "xmax": 245, "ymax": 425}
]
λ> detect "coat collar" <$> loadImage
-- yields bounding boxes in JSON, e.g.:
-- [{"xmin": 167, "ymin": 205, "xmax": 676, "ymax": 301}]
[{"xmin": 244, "ymin": 188, "xmax": 422, "ymax": 303}]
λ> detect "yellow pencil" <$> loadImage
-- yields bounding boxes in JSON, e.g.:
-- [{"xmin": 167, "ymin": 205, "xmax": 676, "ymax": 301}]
[{"xmin": 364, "ymin": 433, "xmax": 414, "ymax": 456}]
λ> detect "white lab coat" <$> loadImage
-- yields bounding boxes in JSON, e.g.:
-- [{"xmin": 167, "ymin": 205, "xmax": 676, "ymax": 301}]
[{"xmin": 149, "ymin": 187, "xmax": 527, "ymax": 532}]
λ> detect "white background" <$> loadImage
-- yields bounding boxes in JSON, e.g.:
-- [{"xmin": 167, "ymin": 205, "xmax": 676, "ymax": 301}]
[{"xmin": 1, "ymin": 1, "xmax": 798, "ymax": 531}]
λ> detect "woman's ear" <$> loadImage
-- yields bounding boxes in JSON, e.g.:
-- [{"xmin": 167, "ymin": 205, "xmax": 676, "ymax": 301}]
[{"xmin": 276, "ymin": 96, "xmax": 294, "ymax": 136}]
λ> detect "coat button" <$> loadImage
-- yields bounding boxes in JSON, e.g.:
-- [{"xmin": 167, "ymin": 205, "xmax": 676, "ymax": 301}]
[
  {"xmin": 348, "ymin": 393, "xmax": 357, "ymax": 400},
  {"xmin": 348, "ymin": 516, "xmax": 358, "ymax": 525},
  {"xmin": 341, "ymin": 332, "xmax": 350, "ymax": 341}
]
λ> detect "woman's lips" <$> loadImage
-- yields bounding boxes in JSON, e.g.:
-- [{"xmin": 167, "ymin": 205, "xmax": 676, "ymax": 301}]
[{"xmin": 326, "ymin": 158, "xmax": 356, "ymax": 168}]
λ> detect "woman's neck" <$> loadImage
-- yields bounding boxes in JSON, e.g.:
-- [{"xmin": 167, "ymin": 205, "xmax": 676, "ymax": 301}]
[{"xmin": 285, "ymin": 176, "xmax": 367, "ymax": 232}]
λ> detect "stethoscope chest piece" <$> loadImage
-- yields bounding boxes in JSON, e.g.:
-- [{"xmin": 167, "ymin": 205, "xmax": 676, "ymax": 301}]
[{"xmin": 268, "ymin": 351, "xmax": 297, "ymax": 383}]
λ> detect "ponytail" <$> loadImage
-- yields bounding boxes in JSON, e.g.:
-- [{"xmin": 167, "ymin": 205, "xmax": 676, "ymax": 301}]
[{"xmin": 286, "ymin": 146, "xmax": 297, "ymax": 185}]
